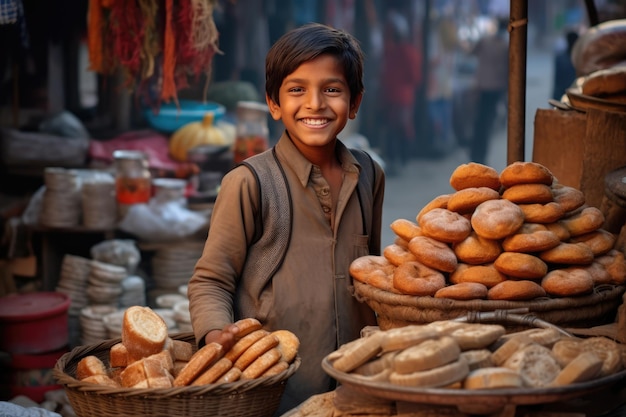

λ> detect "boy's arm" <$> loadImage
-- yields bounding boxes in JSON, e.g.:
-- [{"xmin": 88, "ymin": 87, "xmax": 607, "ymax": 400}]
[{"xmin": 187, "ymin": 166, "xmax": 261, "ymax": 348}]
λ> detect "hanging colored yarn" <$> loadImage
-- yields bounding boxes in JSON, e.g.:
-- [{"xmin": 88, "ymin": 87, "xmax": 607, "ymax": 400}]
[
  {"xmin": 85, "ymin": 0, "xmax": 221, "ymax": 106},
  {"xmin": 137, "ymin": 0, "xmax": 159, "ymax": 79},
  {"xmin": 87, "ymin": 0, "xmax": 103, "ymax": 72}
]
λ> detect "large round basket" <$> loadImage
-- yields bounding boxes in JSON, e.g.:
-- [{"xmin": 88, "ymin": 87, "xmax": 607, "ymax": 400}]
[
  {"xmin": 354, "ymin": 281, "xmax": 626, "ymax": 331},
  {"xmin": 53, "ymin": 333, "xmax": 300, "ymax": 417}
]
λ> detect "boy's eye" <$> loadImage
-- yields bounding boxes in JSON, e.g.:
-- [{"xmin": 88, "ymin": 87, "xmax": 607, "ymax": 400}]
[
  {"xmin": 325, "ymin": 87, "xmax": 341, "ymax": 93},
  {"xmin": 288, "ymin": 87, "xmax": 304, "ymax": 93}
]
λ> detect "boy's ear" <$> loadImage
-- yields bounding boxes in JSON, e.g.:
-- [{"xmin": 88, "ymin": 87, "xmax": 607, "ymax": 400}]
[
  {"xmin": 266, "ymin": 94, "xmax": 282, "ymax": 121},
  {"xmin": 349, "ymin": 93, "xmax": 364, "ymax": 120}
]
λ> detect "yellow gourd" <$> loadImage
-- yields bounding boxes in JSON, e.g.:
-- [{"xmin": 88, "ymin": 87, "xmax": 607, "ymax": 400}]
[{"xmin": 169, "ymin": 113, "xmax": 227, "ymax": 161}]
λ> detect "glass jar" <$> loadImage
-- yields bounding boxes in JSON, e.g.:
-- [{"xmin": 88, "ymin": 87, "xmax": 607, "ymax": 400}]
[
  {"xmin": 113, "ymin": 150, "xmax": 152, "ymax": 205},
  {"xmin": 233, "ymin": 101, "xmax": 270, "ymax": 164}
]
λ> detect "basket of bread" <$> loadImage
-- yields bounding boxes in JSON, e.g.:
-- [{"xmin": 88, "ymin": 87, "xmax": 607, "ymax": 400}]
[
  {"xmin": 322, "ymin": 312, "xmax": 626, "ymax": 415},
  {"xmin": 352, "ymin": 161, "xmax": 626, "ymax": 330},
  {"xmin": 53, "ymin": 306, "xmax": 300, "ymax": 417}
]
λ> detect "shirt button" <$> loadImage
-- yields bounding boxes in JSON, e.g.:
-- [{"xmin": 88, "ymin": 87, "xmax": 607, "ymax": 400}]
[
  {"xmin": 320, "ymin": 188, "xmax": 329, "ymax": 196},
  {"xmin": 322, "ymin": 206, "xmax": 331, "ymax": 213}
]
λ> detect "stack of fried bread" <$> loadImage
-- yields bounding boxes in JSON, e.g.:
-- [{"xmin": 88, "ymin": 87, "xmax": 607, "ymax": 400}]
[
  {"xmin": 351, "ymin": 161, "xmax": 626, "ymax": 301},
  {"xmin": 75, "ymin": 306, "xmax": 299, "ymax": 388},
  {"xmin": 328, "ymin": 320, "xmax": 626, "ymax": 390}
]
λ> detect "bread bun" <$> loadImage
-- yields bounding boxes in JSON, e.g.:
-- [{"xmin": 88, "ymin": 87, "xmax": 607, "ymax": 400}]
[
  {"xmin": 453, "ymin": 231, "xmax": 502, "ymax": 265},
  {"xmin": 408, "ymin": 236, "xmax": 458, "ymax": 273},
  {"xmin": 499, "ymin": 161, "xmax": 554, "ymax": 187},
  {"xmin": 449, "ymin": 162, "xmax": 501, "ymax": 191},
  {"xmin": 488, "ymin": 280, "xmax": 547, "ymax": 301},
  {"xmin": 122, "ymin": 306, "xmax": 169, "ymax": 360},
  {"xmin": 447, "ymin": 187, "xmax": 500, "ymax": 214},
  {"xmin": 471, "ymin": 199, "xmax": 524, "ymax": 240}
]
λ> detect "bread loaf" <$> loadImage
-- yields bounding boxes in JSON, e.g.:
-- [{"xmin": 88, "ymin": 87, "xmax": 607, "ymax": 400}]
[{"xmin": 122, "ymin": 306, "xmax": 169, "ymax": 360}]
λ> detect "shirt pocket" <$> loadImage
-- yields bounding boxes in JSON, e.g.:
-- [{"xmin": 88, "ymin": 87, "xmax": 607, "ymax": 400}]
[{"xmin": 352, "ymin": 233, "xmax": 370, "ymax": 259}]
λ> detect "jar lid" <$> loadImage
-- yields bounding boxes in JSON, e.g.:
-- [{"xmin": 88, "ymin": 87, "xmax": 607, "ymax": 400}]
[
  {"xmin": 113, "ymin": 150, "xmax": 148, "ymax": 160},
  {"xmin": 236, "ymin": 101, "xmax": 269, "ymax": 113},
  {"xmin": 0, "ymin": 292, "xmax": 70, "ymax": 322}
]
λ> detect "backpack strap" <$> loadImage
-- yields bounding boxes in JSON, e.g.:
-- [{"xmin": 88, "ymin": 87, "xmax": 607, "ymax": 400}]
[
  {"xmin": 240, "ymin": 148, "xmax": 292, "ymax": 289},
  {"xmin": 351, "ymin": 148, "xmax": 376, "ymax": 236}
]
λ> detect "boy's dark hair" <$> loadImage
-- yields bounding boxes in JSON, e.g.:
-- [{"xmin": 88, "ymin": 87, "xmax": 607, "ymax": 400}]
[{"xmin": 265, "ymin": 23, "xmax": 364, "ymax": 106}]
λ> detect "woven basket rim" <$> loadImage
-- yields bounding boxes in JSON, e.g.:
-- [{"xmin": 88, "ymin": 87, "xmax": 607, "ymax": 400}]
[
  {"xmin": 354, "ymin": 281, "xmax": 625, "ymax": 312},
  {"xmin": 53, "ymin": 332, "xmax": 300, "ymax": 398}
]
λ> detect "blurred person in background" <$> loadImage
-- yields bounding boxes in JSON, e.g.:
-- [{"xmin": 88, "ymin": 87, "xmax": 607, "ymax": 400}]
[
  {"xmin": 379, "ymin": 4, "xmax": 423, "ymax": 175},
  {"xmin": 469, "ymin": 17, "xmax": 508, "ymax": 164},
  {"xmin": 427, "ymin": 12, "xmax": 458, "ymax": 156},
  {"xmin": 552, "ymin": 30, "xmax": 579, "ymax": 101}
]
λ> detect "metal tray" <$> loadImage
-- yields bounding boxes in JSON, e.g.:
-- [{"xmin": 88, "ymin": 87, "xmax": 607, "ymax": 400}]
[
  {"xmin": 322, "ymin": 357, "xmax": 626, "ymax": 409},
  {"xmin": 566, "ymin": 88, "xmax": 626, "ymax": 113}
]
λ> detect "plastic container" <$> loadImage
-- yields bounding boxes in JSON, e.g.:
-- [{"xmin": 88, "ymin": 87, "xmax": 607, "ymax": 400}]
[
  {"xmin": 0, "ymin": 292, "xmax": 71, "ymax": 354},
  {"xmin": 143, "ymin": 100, "xmax": 226, "ymax": 133},
  {"xmin": 233, "ymin": 101, "xmax": 270, "ymax": 164},
  {"xmin": 8, "ymin": 347, "xmax": 68, "ymax": 402}
]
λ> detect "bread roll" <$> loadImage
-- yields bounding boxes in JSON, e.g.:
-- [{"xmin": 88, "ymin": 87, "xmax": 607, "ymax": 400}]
[{"xmin": 122, "ymin": 306, "xmax": 169, "ymax": 360}]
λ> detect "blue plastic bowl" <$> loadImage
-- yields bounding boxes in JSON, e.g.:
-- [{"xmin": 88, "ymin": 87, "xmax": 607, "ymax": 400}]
[{"xmin": 143, "ymin": 100, "xmax": 226, "ymax": 133}]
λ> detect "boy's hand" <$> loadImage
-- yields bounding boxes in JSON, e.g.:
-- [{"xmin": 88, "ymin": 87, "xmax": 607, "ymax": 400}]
[{"xmin": 204, "ymin": 323, "xmax": 240, "ymax": 352}]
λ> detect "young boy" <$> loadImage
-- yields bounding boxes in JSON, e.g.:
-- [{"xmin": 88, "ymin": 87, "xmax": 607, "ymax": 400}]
[{"xmin": 187, "ymin": 23, "xmax": 385, "ymax": 413}]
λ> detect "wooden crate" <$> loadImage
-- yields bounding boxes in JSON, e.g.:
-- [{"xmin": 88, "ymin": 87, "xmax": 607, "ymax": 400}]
[{"xmin": 532, "ymin": 107, "xmax": 626, "ymax": 209}]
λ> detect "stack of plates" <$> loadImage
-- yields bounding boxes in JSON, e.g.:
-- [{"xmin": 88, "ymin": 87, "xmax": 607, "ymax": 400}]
[
  {"xmin": 119, "ymin": 275, "xmax": 146, "ymax": 308},
  {"xmin": 81, "ymin": 172, "xmax": 117, "ymax": 229},
  {"xmin": 102, "ymin": 309, "xmax": 126, "ymax": 339},
  {"xmin": 173, "ymin": 300, "xmax": 192, "ymax": 332},
  {"xmin": 86, "ymin": 260, "xmax": 127, "ymax": 306},
  {"xmin": 56, "ymin": 254, "xmax": 92, "ymax": 316},
  {"xmin": 151, "ymin": 243, "xmax": 204, "ymax": 291},
  {"xmin": 39, "ymin": 167, "xmax": 82, "ymax": 227},
  {"xmin": 155, "ymin": 293, "xmax": 187, "ymax": 309},
  {"xmin": 80, "ymin": 305, "xmax": 119, "ymax": 345}
]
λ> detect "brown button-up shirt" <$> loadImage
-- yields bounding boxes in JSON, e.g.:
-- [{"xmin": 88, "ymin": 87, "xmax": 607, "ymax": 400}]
[{"xmin": 188, "ymin": 132, "xmax": 385, "ymax": 413}]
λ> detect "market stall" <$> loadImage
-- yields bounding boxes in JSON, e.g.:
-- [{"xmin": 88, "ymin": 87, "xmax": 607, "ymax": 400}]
[{"xmin": 1, "ymin": 0, "xmax": 626, "ymax": 416}]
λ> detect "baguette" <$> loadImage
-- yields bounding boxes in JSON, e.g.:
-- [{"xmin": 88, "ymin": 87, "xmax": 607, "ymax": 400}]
[{"xmin": 173, "ymin": 342, "xmax": 223, "ymax": 387}]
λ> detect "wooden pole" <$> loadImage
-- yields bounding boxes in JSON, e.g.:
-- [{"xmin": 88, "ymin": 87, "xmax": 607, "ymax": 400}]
[{"xmin": 507, "ymin": 0, "xmax": 528, "ymax": 164}]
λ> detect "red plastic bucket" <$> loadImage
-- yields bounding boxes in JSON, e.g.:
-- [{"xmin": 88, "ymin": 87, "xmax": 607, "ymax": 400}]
[
  {"xmin": 8, "ymin": 346, "xmax": 69, "ymax": 402},
  {"xmin": 0, "ymin": 292, "xmax": 71, "ymax": 354}
]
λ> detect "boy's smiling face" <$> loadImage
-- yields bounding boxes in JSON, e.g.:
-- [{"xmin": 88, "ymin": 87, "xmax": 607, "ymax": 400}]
[{"xmin": 266, "ymin": 54, "xmax": 362, "ymax": 152}]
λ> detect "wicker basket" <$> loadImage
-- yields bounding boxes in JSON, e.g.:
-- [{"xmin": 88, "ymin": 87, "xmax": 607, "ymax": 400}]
[
  {"xmin": 354, "ymin": 281, "xmax": 626, "ymax": 331},
  {"xmin": 53, "ymin": 333, "xmax": 300, "ymax": 417}
]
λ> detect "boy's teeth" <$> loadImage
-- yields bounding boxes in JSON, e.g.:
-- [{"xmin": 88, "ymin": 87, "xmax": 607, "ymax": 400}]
[{"xmin": 303, "ymin": 118, "xmax": 326, "ymax": 125}]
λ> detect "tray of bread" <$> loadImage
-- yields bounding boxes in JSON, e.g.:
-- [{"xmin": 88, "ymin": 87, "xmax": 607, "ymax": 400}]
[
  {"xmin": 351, "ymin": 161, "xmax": 626, "ymax": 330},
  {"xmin": 322, "ymin": 312, "xmax": 626, "ymax": 415},
  {"xmin": 54, "ymin": 306, "xmax": 300, "ymax": 417}
]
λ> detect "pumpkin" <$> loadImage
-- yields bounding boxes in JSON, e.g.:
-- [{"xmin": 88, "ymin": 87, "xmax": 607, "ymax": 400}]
[{"xmin": 169, "ymin": 113, "xmax": 227, "ymax": 161}]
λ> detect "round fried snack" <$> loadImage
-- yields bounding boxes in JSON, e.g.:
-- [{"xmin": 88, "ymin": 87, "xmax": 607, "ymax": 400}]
[
  {"xmin": 450, "ymin": 162, "xmax": 501, "ymax": 191},
  {"xmin": 393, "ymin": 261, "xmax": 446, "ymax": 296},
  {"xmin": 471, "ymin": 199, "xmax": 525, "ymax": 240},
  {"xmin": 447, "ymin": 187, "xmax": 501, "ymax": 214},
  {"xmin": 453, "ymin": 231, "xmax": 502, "ymax": 265},
  {"xmin": 272, "ymin": 329, "xmax": 300, "ymax": 363},
  {"xmin": 419, "ymin": 208, "xmax": 472, "ymax": 243},
  {"xmin": 488, "ymin": 280, "xmax": 547, "ymax": 301},
  {"xmin": 499, "ymin": 161, "xmax": 554, "ymax": 187},
  {"xmin": 408, "ymin": 236, "xmax": 458, "ymax": 273},
  {"xmin": 417, "ymin": 194, "xmax": 451, "ymax": 225}
]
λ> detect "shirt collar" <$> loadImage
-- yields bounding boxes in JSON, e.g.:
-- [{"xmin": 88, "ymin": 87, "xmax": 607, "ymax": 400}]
[{"xmin": 274, "ymin": 131, "xmax": 361, "ymax": 188}]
